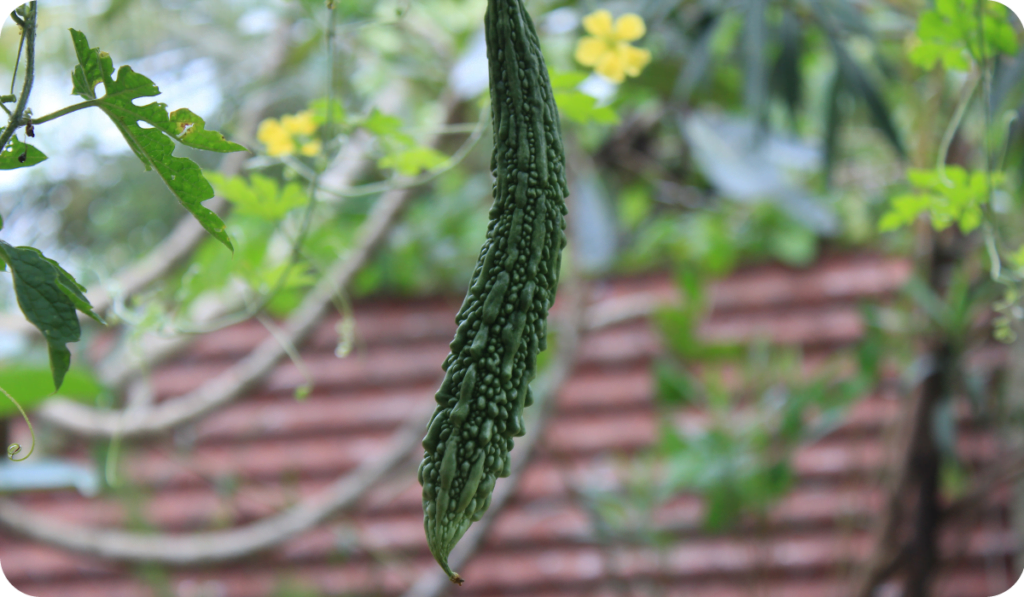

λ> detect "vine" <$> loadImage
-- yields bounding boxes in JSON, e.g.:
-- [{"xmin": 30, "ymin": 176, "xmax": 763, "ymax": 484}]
[{"xmin": 0, "ymin": 383, "xmax": 34, "ymax": 462}]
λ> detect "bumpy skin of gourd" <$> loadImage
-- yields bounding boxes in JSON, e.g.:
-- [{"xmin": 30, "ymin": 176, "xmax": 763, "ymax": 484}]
[{"xmin": 418, "ymin": 0, "xmax": 568, "ymax": 584}]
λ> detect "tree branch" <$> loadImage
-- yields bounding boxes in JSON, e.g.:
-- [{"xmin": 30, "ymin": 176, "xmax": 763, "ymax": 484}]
[
  {"xmin": 36, "ymin": 86, "xmax": 462, "ymax": 438},
  {"xmin": 37, "ymin": 177, "xmax": 417, "ymax": 438},
  {"xmin": 0, "ymin": 402, "xmax": 430, "ymax": 564},
  {"xmin": 850, "ymin": 229, "xmax": 963, "ymax": 597},
  {"xmin": 0, "ymin": 278, "xmax": 611, "ymax": 565}
]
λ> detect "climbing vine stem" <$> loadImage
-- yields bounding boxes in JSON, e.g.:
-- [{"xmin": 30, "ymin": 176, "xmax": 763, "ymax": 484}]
[
  {"xmin": 0, "ymin": 384, "xmax": 35, "ymax": 462},
  {"xmin": 0, "ymin": 1, "xmax": 36, "ymax": 157}
]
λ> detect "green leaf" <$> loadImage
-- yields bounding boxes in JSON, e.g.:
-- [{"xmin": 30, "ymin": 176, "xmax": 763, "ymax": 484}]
[
  {"xmin": 0, "ymin": 138, "xmax": 46, "ymax": 170},
  {"xmin": 166, "ymin": 109, "xmax": 248, "ymax": 153},
  {"xmin": 653, "ymin": 360, "xmax": 698, "ymax": 405},
  {"xmin": 206, "ymin": 172, "xmax": 309, "ymax": 220},
  {"xmin": 68, "ymin": 29, "xmax": 247, "ymax": 252},
  {"xmin": 69, "ymin": 29, "xmax": 105, "ymax": 100},
  {"xmin": 0, "ymin": 242, "xmax": 104, "ymax": 389},
  {"xmin": 363, "ymin": 109, "xmax": 414, "ymax": 145},
  {"xmin": 909, "ymin": 0, "xmax": 1019, "ymax": 72},
  {"xmin": 378, "ymin": 146, "xmax": 448, "ymax": 176},
  {"xmin": 0, "ymin": 366, "xmax": 103, "ymax": 418},
  {"xmin": 309, "ymin": 97, "xmax": 346, "ymax": 126},
  {"xmin": 879, "ymin": 166, "xmax": 1002, "ymax": 233}
]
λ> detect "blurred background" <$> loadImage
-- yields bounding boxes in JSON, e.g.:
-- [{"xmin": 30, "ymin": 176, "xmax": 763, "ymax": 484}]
[{"xmin": 0, "ymin": 0, "xmax": 1021, "ymax": 596}]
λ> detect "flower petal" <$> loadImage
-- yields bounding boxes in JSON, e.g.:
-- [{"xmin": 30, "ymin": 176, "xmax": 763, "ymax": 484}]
[
  {"xmin": 300, "ymin": 140, "xmax": 322, "ymax": 157},
  {"xmin": 267, "ymin": 138, "xmax": 296, "ymax": 157},
  {"xmin": 281, "ymin": 111, "xmax": 318, "ymax": 136},
  {"xmin": 596, "ymin": 50, "xmax": 626, "ymax": 84},
  {"xmin": 582, "ymin": 9, "xmax": 613, "ymax": 37},
  {"xmin": 613, "ymin": 13, "xmax": 646, "ymax": 42},
  {"xmin": 620, "ymin": 44, "xmax": 652, "ymax": 77},
  {"xmin": 574, "ymin": 37, "xmax": 608, "ymax": 67},
  {"xmin": 257, "ymin": 119, "xmax": 284, "ymax": 144}
]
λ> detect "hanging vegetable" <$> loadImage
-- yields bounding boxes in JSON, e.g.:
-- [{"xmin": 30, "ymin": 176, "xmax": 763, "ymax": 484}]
[{"xmin": 417, "ymin": 0, "xmax": 568, "ymax": 584}]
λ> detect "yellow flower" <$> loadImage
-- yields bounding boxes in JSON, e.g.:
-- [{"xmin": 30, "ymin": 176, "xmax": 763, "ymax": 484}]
[
  {"xmin": 574, "ymin": 9, "xmax": 651, "ymax": 84},
  {"xmin": 257, "ymin": 119, "xmax": 296, "ymax": 157},
  {"xmin": 257, "ymin": 110, "xmax": 321, "ymax": 157},
  {"xmin": 299, "ymin": 139, "xmax": 322, "ymax": 157},
  {"xmin": 281, "ymin": 110, "xmax": 318, "ymax": 136}
]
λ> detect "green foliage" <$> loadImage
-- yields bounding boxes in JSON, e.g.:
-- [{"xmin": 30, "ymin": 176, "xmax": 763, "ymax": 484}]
[
  {"xmin": 0, "ymin": 241, "xmax": 103, "ymax": 389},
  {"xmin": 69, "ymin": 29, "xmax": 247, "ymax": 252},
  {"xmin": 616, "ymin": 184, "xmax": 651, "ymax": 230},
  {"xmin": 0, "ymin": 138, "xmax": 46, "ymax": 169},
  {"xmin": 652, "ymin": 359, "xmax": 698, "ymax": 405},
  {"xmin": 650, "ymin": 325, "xmax": 879, "ymax": 531},
  {"xmin": 0, "ymin": 366, "xmax": 102, "ymax": 418},
  {"xmin": 909, "ymin": 0, "xmax": 1018, "ymax": 71},
  {"xmin": 361, "ymin": 108, "xmax": 449, "ymax": 176},
  {"xmin": 590, "ymin": 272, "xmax": 887, "ymax": 532},
  {"xmin": 309, "ymin": 97, "xmax": 346, "ymax": 127},
  {"xmin": 879, "ymin": 167, "xmax": 1003, "ymax": 234},
  {"xmin": 205, "ymin": 172, "xmax": 309, "ymax": 220},
  {"xmin": 378, "ymin": 146, "xmax": 449, "ymax": 176}
]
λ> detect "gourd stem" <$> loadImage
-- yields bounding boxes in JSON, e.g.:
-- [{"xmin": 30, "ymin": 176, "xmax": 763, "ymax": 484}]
[{"xmin": 31, "ymin": 99, "xmax": 105, "ymax": 126}]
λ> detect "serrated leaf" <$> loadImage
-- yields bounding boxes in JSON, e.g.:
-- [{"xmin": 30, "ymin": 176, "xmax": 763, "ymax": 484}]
[
  {"xmin": 68, "ymin": 29, "xmax": 246, "ymax": 252},
  {"xmin": 0, "ymin": 138, "xmax": 46, "ymax": 170},
  {"xmin": 166, "ymin": 109, "xmax": 247, "ymax": 153},
  {"xmin": 909, "ymin": 0, "xmax": 1019, "ymax": 72},
  {"xmin": 69, "ymin": 29, "xmax": 105, "ymax": 100},
  {"xmin": 0, "ymin": 242, "xmax": 103, "ymax": 390}
]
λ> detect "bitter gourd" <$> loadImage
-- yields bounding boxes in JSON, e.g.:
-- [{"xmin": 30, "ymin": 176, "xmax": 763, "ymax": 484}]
[{"xmin": 418, "ymin": 0, "xmax": 568, "ymax": 584}]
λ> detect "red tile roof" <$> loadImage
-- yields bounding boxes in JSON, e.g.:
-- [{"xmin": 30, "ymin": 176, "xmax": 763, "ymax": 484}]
[{"xmin": 0, "ymin": 253, "xmax": 1017, "ymax": 597}]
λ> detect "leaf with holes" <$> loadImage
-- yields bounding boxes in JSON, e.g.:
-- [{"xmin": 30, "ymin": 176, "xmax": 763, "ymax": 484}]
[
  {"xmin": 0, "ymin": 241, "xmax": 104, "ymax": 390},
  {"xmin": 69, "ymin": 29, "xmax": 247, "ymax": 251}
]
